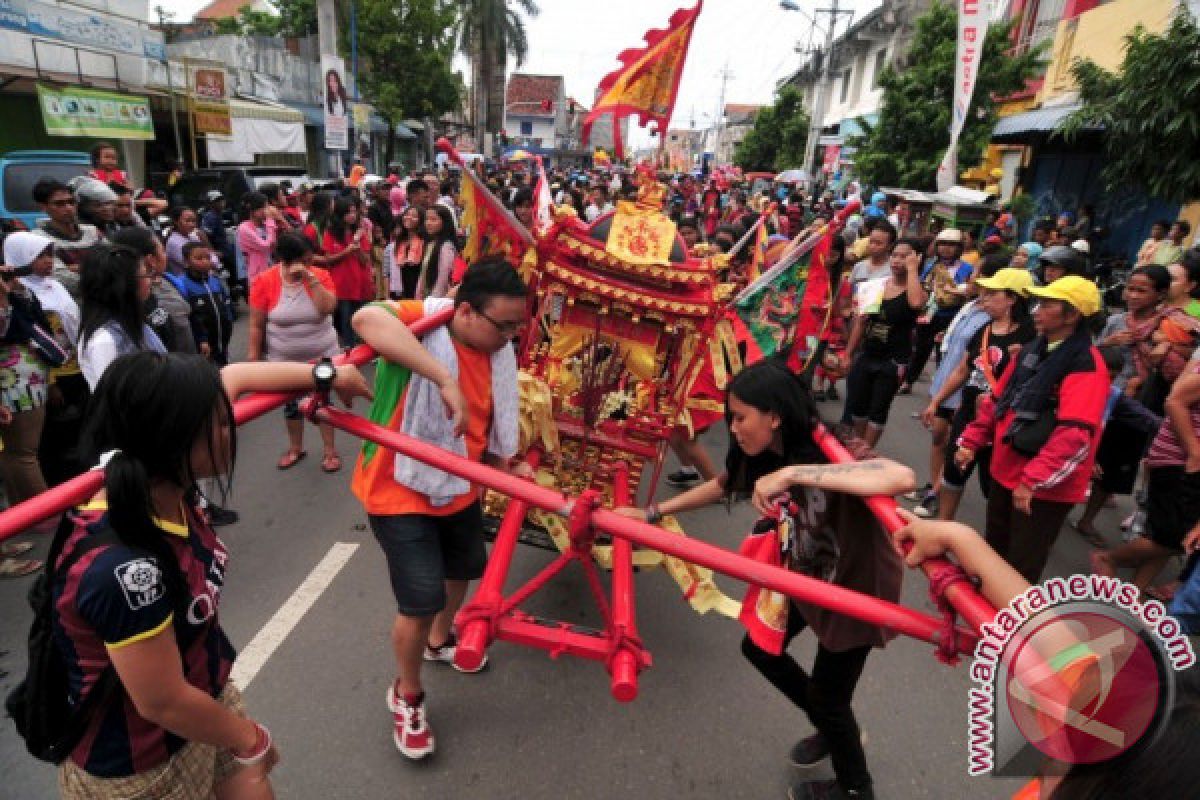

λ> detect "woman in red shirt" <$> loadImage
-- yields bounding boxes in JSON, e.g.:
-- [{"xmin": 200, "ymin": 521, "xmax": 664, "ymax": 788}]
[{"xmin": 321, "ymin": 196, "xmax": 373, "ymax": 346}]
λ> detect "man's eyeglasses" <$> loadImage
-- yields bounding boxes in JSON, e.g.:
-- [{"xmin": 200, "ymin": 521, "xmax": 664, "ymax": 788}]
[{"xmin": 475, "ymin": 308, "xmax": 525, "ymax": 337}]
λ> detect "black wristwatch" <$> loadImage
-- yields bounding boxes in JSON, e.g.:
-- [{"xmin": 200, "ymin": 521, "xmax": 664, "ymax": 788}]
[{"xmin": 312, "ymin": 357, "xmax": 336, "ymax": 394}]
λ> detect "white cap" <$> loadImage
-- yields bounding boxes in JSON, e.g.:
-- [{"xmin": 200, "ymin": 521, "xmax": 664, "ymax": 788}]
[{"xmin": 1071, "ymin": 239, "xmax": 1090, "ymax": 255}]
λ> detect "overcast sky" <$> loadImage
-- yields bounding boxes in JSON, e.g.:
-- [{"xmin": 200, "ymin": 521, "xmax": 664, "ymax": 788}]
[{"xmin": 165, "ymin": 0, "xmax": 879, "ymax": 145}]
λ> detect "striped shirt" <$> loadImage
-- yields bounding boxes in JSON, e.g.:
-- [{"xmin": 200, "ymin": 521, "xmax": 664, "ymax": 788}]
[
  {"xmin": 52, "ymin": 502, "xmax": 235, "ymax": 778},
  {"xmin": 1147, "ymin": 360, "xmax": 1200, "ymax": 468}
]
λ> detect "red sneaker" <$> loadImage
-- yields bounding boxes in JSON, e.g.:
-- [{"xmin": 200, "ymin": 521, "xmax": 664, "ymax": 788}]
[{"xmin": 386, "ymin": 684, "xmax": 435, "ymax": 759}]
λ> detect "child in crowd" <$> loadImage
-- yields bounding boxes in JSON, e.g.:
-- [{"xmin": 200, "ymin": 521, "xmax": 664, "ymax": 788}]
[{"xmin": 167, "ymin": 242, "xmax": 234, "ymax": 365}]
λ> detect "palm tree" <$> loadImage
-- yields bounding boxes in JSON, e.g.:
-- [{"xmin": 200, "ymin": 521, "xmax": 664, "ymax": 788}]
[{"xmin": 453, "ymin": 0, "xmax": 540, "ymax": 152}]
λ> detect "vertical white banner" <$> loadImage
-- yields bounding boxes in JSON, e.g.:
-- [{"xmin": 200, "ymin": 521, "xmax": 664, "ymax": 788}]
[
  {"xmin": 321, "ymin": 55, "xmax": 349, "ymax": 151},
  {"xmin": 936, "ymin": 0, "xmax": 988, "ymax": 192}
]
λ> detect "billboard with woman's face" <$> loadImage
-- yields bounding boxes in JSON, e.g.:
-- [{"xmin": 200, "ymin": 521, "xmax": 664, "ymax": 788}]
[{"xmin": 321, "ymin": 55, "xmax": 349, "ymax": 150}]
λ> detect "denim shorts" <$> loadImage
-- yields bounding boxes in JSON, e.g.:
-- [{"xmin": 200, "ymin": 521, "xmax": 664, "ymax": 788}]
[{"xmin": 369, "ymin": 502, "xmax": 487, "ymax": 616}]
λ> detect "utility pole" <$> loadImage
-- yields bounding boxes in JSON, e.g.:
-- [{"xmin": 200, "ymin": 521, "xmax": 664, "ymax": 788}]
[
  {"xmin": 714, "ymin": 63, "xmax": 733, "ymax": 165},
  {"xmin": 800, "ymin": 0, "xmax": 852, "ymax": 187},
  {"xmin": 316, "ymin": 0, "xmax": 342, "ymax": 177},
  {"xmin": 153, "ymin": 5, "xmax": 184, "ymax": 167}
]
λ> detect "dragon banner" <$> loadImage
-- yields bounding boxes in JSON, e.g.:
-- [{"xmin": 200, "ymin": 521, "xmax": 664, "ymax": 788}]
[{"xmin": 731, "ymin": 202, "xmax": 859, "ymax": 368}]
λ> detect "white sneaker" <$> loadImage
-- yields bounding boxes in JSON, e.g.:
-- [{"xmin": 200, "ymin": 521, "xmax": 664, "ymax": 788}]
[
  {"xmin": 424, "ymin": 632, "xmax": 488, "ymax": 673},
  {"xmin": 386, "ymin": 684, "xmax": 435, "ymax": 759}
]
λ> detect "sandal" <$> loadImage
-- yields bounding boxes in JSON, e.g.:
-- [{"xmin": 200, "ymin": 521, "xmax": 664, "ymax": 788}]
[
  {"xmin": 277, "ymin": 449, "xmax": 307, "ymax": 470},
  {"xmin": 0, "ymin": 540, "xmax": 35, "ymax": 558},
  {"xmin": 321, "ymin": 453, "xmax": 342, "ymax": 473},
  {"xmin": 0, "ymin": 557, "xmax": 42, "ymax": 578}
]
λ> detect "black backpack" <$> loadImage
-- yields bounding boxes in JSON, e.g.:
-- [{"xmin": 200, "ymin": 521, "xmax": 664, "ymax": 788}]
[{"xmin": 6, "ymin": 515, "xmax": 124, "ymax": 763}]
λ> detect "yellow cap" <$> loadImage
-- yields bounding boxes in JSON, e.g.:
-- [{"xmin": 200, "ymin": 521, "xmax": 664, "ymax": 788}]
[
  {"xmin": 1028, "ymin": 275, "xmax": 1101, "ymax": 316},
  {"xmin": 976, "ymin": 268, "xmax": 1033, "ymax": 296}
]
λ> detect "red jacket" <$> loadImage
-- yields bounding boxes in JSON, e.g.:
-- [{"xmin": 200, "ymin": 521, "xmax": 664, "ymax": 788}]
[{"xmin": 958, "ymin": 343, "xmax": 1108, "ymax": 504}]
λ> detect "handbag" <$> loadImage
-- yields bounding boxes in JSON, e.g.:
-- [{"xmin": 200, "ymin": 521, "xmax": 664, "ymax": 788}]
[
  {"xmin": 737, "ymin": 513, "xmax": 792, "ymax": 656},
  {"xmin": 28, "ymin": 323, "xmax": 68, "ymax": 368},
  {"xmin": 1005, "ymin": 401, "xmax": 1058, "ymax": 457}
]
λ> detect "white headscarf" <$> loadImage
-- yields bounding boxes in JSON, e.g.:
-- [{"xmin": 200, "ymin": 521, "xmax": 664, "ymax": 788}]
[
  {"xmin": 3, "ymin": 230, "xmax": 53, "ymax": 268},
  {"xmin": 4, "ymin": 232, "xmax": 79, "ymax": 344}
]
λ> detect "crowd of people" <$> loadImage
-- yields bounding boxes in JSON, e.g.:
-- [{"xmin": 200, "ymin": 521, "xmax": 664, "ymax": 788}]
[{"xmin": 1, "ymin": 146, "xmax": 1199, "ymax": 800}]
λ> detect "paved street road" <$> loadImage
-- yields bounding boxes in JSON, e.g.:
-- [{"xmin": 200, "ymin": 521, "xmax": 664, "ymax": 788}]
[{"xmin": 1, "ymin": 317, "xmax": 1148, "ymax": 799}]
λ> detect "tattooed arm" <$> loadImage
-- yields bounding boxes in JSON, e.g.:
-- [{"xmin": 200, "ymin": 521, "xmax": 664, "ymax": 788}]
[{"xmin": 752, "ymin": 458, "xmax": 917, "ymax": 514}]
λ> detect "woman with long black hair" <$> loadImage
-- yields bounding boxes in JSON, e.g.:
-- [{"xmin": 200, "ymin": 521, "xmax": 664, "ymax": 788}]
[
  {"xmin": 415, "ymin": 204, "xmax": 457, "ymax": 300},
  {"xmin": 384, "ymin": 205, "xmax": 424, "ymax": 300},
  {"xmin": 77, "ymin": 243, "xmax": 166, "ymax": 391},
  {"xmin": 616, "ymin": 360, "xmax": 915, "ymax": 800},
  {"xmin": 48, "ymin": 351, "xmax": 370, "ymax": 798},
  {"xmin": 321, "ymin": 195, "xmax": 373, "ymax": 346}
]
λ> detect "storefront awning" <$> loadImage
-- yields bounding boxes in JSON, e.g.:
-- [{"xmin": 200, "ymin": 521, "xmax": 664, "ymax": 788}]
[
  {"xmin": 287, "ymin": 103, "xmax": 415, "ymax": 138},
  {"xmin": 229, "ymin": 97, "xmax": 304, "ymax": 124},
  {"xmin": 208, "ymin": 97, "xmax": 305, "ymax": 164},
  {"xmin": 991, "ymin": 104, "xmax": 1092, "ymax": 139}
]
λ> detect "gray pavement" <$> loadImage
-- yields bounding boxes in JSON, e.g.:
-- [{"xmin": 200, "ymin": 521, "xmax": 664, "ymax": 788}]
[{"xmin": 0, "ymin": 317, "xmax": 1159, "ymax": 799}]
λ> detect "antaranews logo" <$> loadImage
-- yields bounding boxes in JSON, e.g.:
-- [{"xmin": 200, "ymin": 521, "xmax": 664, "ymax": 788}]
[{"xmin": 967, "ymin": 574, "xmax": 1195, "ymax": 777}]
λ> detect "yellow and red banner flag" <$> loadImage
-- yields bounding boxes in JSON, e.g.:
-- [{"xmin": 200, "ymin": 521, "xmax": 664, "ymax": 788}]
[
  {"xmin": 746, "ymin": 215, "xmax": 771, "ymax": 284},
  {"xmin": 606, "ymin": 200, "xmax": 679, "ymax": 266},
  {"xmin": 581, "ymin": 1, "xmax": 702, "ymax": 159},
  {"xmin": 439, "ymin": 138, "xmax": 532, "ymax": 267}
]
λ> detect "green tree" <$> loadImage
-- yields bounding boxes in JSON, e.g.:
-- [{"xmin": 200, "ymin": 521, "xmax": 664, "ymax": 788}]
[
  {"xmin": 734, "ymin": 86, "xmax": 809, "ymax": 171},
  {"xmin": 356, "ymin": 0, "xmax": 461, "ymax": 166},
  {"xmin": 1060, "ymin": 10, "xmax": 1200, "ymax": 203},
  {"xmin": 453, "ymin": 0, "xmax": 540, "ymax": 148},
  {"xmin": 850, "ymin": 1, "xmax": 1044, "ymax": 189}
]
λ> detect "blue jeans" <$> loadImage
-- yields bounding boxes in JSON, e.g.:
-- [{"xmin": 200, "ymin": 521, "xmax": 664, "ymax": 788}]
[{"xmin": 334, "ymin": 299, "xmax": 364, "ymax": 347}]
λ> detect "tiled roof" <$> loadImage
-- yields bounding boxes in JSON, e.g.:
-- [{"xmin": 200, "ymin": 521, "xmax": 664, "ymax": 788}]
[
  {"xmin": 194, "ymin": 0, "xmax": 251, "ymax": 19},
  {"xmin": 724, "ymin": 103, "xmax": 762, "ymax": 115},
  {"xmin": 506, "ymin": 74, "xmax": 563, "ymax": 117}
]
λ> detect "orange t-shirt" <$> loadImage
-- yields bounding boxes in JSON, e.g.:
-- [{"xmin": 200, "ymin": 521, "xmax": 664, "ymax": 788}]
[
  {"xmin": 248, "ymin": 265, "xmax": 336, "ymax": 311},
  {"xmin": 351, "ymin": 301, "xmax": 493, "ymax": 516}
]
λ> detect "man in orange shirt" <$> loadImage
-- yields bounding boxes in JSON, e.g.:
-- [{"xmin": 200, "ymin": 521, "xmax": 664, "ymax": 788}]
[{"xmin": 350, "ymin": 258, "xmax": 530, "ymax": 760}]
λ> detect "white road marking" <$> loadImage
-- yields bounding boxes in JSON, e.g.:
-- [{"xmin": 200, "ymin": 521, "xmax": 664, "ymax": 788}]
[{"xmin": 230, "ymin": 542, "xmax": 359, "ymax": 689}]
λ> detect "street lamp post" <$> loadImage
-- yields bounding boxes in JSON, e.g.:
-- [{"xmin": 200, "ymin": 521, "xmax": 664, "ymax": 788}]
[
  {"xmin": 153, "ymin": 5, "xmax": 185, "ymax": 167},
  {"xmin": 781, "ymin": 0, "xmax": 850, "ymax": 187}
]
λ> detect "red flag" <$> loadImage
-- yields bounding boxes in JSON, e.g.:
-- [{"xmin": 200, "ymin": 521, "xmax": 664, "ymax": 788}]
[
  {"xmin": 438, "ymin": 138, "xmax": 531, "ymax": 266},
  {"xmin": 581, "ymin": 2, "xmax": 703, "ymax": 159}
]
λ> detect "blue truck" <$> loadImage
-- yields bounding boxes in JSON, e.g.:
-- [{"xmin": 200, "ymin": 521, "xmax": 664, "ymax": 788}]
[{"xmin": 0, "ymin": 150, "xmax": 91, "ymax": 229}]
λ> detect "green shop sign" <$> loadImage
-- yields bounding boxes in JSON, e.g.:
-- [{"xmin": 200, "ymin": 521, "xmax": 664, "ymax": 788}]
[{"xmin": 37, "ymin": 84, "xmax": 154, "ymax": 140}]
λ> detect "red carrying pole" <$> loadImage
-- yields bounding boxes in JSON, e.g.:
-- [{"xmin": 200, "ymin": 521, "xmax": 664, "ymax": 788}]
[
  {"xmin": 609, "ymin": 463, "xmax": 641, "ymax": 702},
  {"xmin": 811, "ymin": 426, "xmax": 997, "ymax": 636},
  {"xmin": 455, "ymin": 450, "xmax": 542, "ymax": 672},
  {"xmin": 0, "ymin": 307, "xmax": 455, "ymax": 545},
  {"xmin": 314, "ymin": 405, "xmax": 979, "ymax": 655}
]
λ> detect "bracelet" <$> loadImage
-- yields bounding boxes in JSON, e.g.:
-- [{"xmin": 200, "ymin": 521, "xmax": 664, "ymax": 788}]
[
  {"xmin": 232, "ymin": 722, "xmax": 272, "ymax": 766},
  {"xmin": 644, "ymin": 503, "xmax": 663, "ymax": 525}
]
